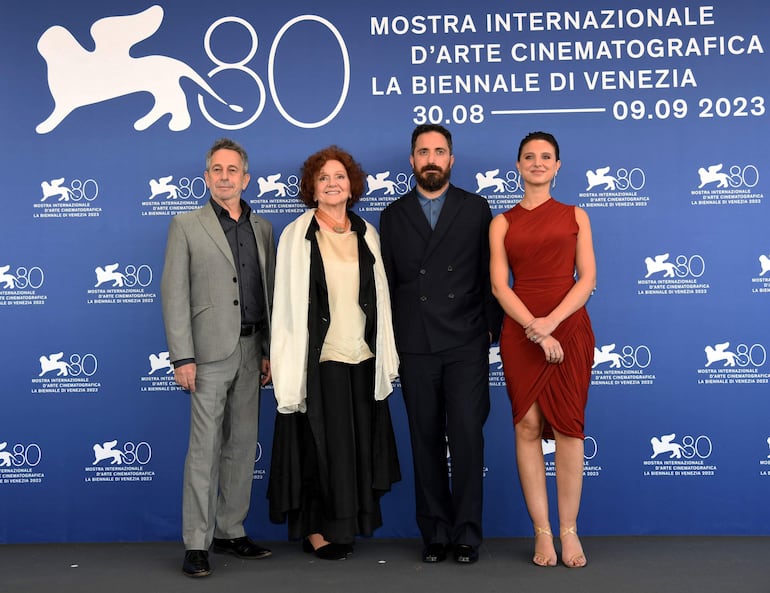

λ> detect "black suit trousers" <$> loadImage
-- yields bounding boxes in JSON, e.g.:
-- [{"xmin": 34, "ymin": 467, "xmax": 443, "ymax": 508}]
[{"xmin": 399, "ymin": 333, "xmax": 490, "ymax": 547}]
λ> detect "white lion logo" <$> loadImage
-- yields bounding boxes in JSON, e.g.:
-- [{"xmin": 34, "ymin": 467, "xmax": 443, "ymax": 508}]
[
  {"xmin": 488, "ymin": 345, "xmax": 503, "ymax": 370},
  {"xmin": 0, "ymin": 265, "xmax": 17, "ymax": 289},
  {"xmin": 704, "ymin": 342, "xmax": 736, "ymax": 367},
  {"xmin": 0, "ymin": 442, "xmax": 14, "ymax": 467},
  {"xmin": 697, "ymin": 164, "xmax": 730, "ymax": 189},
  {"xmin": 41, "ymin": 178, "xmax": 74, "ymax": 201},
  {"xmin": 148, "ymin": 176, "xmax": 179, "ymax": 200},
  {"xmin": 148, "ymin": 351, "xmax": 173, "ymax": 375},
  {"xmin": 585, "ymin": 166, "xmax": 617, "ymax": 191},
  {"xmin": 92, "ymin": 440, "xmax": 124, "ymax": 465},
  {"xmin": 759, "ymin": 254, "xmax": 770, "ymax": 277},
  {"xmin": 593, "ymin": 344, "xmax": 622, "ymax": 369},
  {"xmin": 644, "ymin": 253, "xmax": 676, "ymax": 278},
  {"xmin": 39, "ymin": 352, "xmax": 70, "ymax": 377},
  {"xmin": 36, "ymin": 5, "xmax": 242, "ymax": 134},
  {"xmin": 94, "ymin": 264, "xmax": 125, "ymax": 288},
  {"xmin": 650, "ymin": 434, "xmax": 683, "ymax": 459},
  {"xmin": 475, "ymin": 169, "xmax": 506, "ymax": 193},
  {"xmin": 256, "ymin": 174, "xmax": 289, "ymax": 197},
  {"xmin": 366, "ymin": 172, "xmax": 398, "ymax": 195}
]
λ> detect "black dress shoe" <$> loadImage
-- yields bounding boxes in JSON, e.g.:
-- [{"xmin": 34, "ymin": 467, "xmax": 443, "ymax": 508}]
[
  {"xmin": 212, "ymin": 536, "xmax": 272, "ymax": 559},
  {"xmin": 314, "ymin": 542, "xmax": 349, "ymax": 560},
  {"xmin": 302, "ymin": 538, "xmax": 352, "ymax": 559},
  {"xmin": 182, "ymin": 550, "xmax": 210, "ymax": 578},
  {"xmin": 422, "ymin": 542, "xmax": 448, "ymax": 563},
  {"xmin": 454, "ymin": 544, "xmax": 479, "ymax": 564}
]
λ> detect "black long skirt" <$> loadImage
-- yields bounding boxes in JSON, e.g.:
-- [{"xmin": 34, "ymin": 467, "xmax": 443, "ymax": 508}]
[{"xmin": 268, "ymin": 358, "xmax": 401, "ymax": 544}]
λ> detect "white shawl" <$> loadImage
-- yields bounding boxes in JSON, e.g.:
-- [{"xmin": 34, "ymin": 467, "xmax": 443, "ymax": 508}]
[{"xmin": 270, "ymin": 209, "xmax": 399, "ymax": 414}]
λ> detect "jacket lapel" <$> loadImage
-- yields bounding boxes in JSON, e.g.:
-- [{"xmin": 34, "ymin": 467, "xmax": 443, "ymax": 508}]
[
  {"xmin": 198, "ymin": 203, "xmax": 235, "ymax": 270},
  {"xmin": 249, "ymin": 212, "xmax": 267, "ymax": 281},
  {"xmin": 402, "ymin": 191, "xmax": 432, "ymax": 243},
  {"xmin": 424, "ymin": 186, "xmax": 462, "ymax": 261}
]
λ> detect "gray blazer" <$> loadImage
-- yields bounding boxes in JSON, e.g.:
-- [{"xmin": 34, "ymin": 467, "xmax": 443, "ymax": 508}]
[{"xmin": 160, "ymin": 201, "xmax": 275, "ymax": 365}]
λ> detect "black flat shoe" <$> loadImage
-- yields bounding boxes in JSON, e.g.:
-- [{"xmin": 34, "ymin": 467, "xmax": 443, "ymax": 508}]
[
  {"xmin": 182, "ymin": 550, "xmax": 210, "ymax": 577},
  {"xmin": 212, "ymin": 536, "xmax": 271, "ymax": 559},
  {"xmin": 313, "ymin": 542, "xmax": 349, "ymax": 560},
  {"xmin": 454, "ymin": 544, "xmax": 479, "ymax": 564},
  {"xmin": 422, "ymin": 542, "xmax": 448, "ymax": 563}
]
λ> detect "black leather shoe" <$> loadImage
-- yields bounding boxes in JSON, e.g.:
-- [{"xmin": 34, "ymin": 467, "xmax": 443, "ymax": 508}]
[
  {"xmin": 422, "ymin": 542, "xmax": 448, "ymax": 563},
  {"xmin": 454, "ymin": 544, "xmax": 479, "ymax": 564},
  {"xmin": 303, "ymin": 538, "xmax": 352, "ymax": 559},
  {"xmin": 314, "ymin": 542, "xmax": 349, "ymax": 560},
  {"xmin": 212, "ymin": 536, "xmax": 272, "ymax": 559},
  {"xmin": 182, "ymin": 550, "xmax": 210, "ymax": 577}
]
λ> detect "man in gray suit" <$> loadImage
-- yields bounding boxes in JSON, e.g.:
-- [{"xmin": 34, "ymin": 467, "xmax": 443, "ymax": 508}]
[{"xmin": 161, "ymin": 138, "xmax": 275, "ymax": 578}]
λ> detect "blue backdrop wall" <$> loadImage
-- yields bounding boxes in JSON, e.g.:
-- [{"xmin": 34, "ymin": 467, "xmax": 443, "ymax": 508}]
[{"xmin": 1, "ymin": 0, "xmax": 768, "ymax": 543}]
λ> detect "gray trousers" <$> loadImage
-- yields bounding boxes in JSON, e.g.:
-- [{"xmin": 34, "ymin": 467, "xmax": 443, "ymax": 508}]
[{"xmin": 182, "ymin": 333, "xmax": 263, "ymax": 550}]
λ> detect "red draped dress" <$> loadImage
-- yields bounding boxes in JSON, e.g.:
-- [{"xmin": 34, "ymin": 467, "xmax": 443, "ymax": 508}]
[{"xmin": 500, "ymin": 198, "xmax": 594, "ymax": 439}]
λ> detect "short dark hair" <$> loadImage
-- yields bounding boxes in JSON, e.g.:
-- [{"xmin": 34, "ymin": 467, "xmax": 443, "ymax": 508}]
[
  {"xmin": 517, "ymin": 131, "xmax": 560, "ymax": 162},
  {"xmin": 298, "ymin": 145, "xmax": 366, "ymax": 208},
  {"xmin": 411, "ymin": 124, "xmax": 453, "ymax": 154},
  {"xmin": 206, "ymin": 138, "xmax": 249, "ymax": 173}
]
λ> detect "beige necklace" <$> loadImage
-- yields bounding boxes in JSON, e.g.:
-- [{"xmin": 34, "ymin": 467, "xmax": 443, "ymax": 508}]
[{"xmin": 315, "ymin": 207, "xmax": 350, "ymax": 233}]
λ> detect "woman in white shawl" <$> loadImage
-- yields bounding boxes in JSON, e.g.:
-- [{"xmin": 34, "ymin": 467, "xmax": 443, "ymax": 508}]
[{"xmin": 267, "ymin": 146, "xmax": 400, "ymax": 560}]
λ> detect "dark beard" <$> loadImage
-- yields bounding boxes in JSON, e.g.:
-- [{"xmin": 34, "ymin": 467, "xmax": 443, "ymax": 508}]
[{"xmin": 414, "ymin": 165, "xmax": 451, "ymax": 192}]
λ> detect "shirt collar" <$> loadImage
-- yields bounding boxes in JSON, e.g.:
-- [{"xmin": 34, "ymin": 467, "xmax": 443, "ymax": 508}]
[{"xmin": 209, "ymin": 198, "xmax": 251, "ymax": 220}]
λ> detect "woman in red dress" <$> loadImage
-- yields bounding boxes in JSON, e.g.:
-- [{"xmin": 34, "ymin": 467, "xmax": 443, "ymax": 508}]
[{"xmin": 489, "ymin": 132, "xmax": 596, "ymax": 568}]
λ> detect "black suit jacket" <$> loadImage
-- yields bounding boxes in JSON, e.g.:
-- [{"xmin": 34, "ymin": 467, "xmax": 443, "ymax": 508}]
[{"xmin": 379, "ymin": 184, "xmax": 502, "ymax": 354}]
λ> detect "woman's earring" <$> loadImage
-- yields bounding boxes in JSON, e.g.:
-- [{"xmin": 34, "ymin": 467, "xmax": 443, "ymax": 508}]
[{"xmin": 552, "ymin": 170, "xmax": 558, "ymax": 189}]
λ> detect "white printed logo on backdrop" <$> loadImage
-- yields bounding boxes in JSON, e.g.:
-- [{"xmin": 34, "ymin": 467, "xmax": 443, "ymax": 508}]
[
  {"xmin": 642, "ymin": 432, "xmax": 717, "ymax": 478},
  {"xmin": 542, "ymin": 436, "xmax": 601, "ymax": 478},
  {"xmin": 87, "ymin": 263, "xmax": 157, "ymax": 305},
  {"xmin": 250, "ymin": 172, "xmax": 302, "ymax": 216},
  {"xmin": 488, "ymin": 345, "xmax": 505, "ymax": 387},
  {"xmin": 751, "ymin": 253, "xmax": 770, "ymax": 294},
  {"xmin": 36, "ymin": 6, "xmax": 241, "ymax": 134},
  {"xmin": 474, "ymin": 167, "xmax": 522, "ymax": 211},
  {"xmin": 696, "ymin": 340, "xmax": 769, "ymax": 385},
  {"xmin": 140, "ymin": 351, "xmax": 176, "ymax": 393},
  {"xmin": 31, "ymin": 351, "xmax": 101, "ymax": 395},
  {"xmin": 33, "ymin": 177, "xmax": 102, "ymax": 219},
  {"xmin": 141, "ymin": 174, "xmax": 207, "ymax": 217},
  {"xmin": 578, "ymin": 165, "xmax": 650, "ymax": 208},
  {"xmin": 591, "ymin": 342, "xmax": 656, "ymax": 387},
  {"xmin": 84, "ymin": 439, "xmax": 155, "ymax": 483},
  {"xmin": 760, "ymin": 437, "xmax": 770, "ymax": 477},
  {"xmin": 253, "ymin": 441, "xmax": 267, "ymax": 481},
  {"xmin": 690, "ymin": 162, "xmax": 764, "ymax": 206},
  {"xmin": 0, "ymin": 264, "xmax": 47, "ymax": 307},
  {"xmin": 0, "ymin": 440, "xmax": 45, "ymax": 485},
  {"xmin": 637, "ymin": 252, "xmax": 711, "ymax": 295},
  {"xmin": 36, "ymin": 7, "xmax": 350, "ymax": 133},
  {"xmin": 359, "ymin": 170, "xmax": 414, "ymax": 213}
]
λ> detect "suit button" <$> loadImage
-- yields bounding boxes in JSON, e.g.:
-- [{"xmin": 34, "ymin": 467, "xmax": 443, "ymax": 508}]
[
  {"xmin": 420, "ymin": 296, "xmax": 427, "ymax": 302},
  {"xmin": 419, "ymin": 269, "xmax": 426, "ymax": 275},
  {"xmin": 447, "ymin": 265, "xmax": 453, "ymax": 272},
  {"xmin": 233, "ymin": 277, "xmax": 237, "ymax": 283},
  {"xmin": 448, "ymin": 293, "xmax": 455, "ymax": 299},
  {"xmin": 233, "ymin": 300, "xmax": 239, "ymax": 306}
]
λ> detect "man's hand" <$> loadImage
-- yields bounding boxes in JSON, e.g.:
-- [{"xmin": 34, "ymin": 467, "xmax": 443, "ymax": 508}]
[
  {"xmin": 174, "ymin": 362, "xmax": 197, "ymax": 393},
  {"xmin": 260, "ymin": 358, "xmax": 272, "ymax": 386}
]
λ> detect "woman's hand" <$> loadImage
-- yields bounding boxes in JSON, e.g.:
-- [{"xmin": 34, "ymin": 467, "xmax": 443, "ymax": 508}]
[
  {"xmin": 524, "ymin": 317, "xmax": 557, "ymax": 343},
  {"xmin": 540, "ymin": 336, "xmax": 563, "ymax": 364}
]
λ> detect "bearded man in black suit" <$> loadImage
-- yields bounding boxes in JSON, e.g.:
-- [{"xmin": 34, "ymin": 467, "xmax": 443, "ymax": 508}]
[{"xmin": 379, "ymin": 124, "xmax": 502, "ymax": 565}]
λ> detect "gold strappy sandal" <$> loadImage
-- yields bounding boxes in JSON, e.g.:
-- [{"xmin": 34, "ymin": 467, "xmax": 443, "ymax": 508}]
[
  {"xmin": 560, "ymin": 526, "xmax": 587, "ymax": 568},
  {"xmin": 532, "ymin": 526, "xmax": 557, "ymax": 567}
]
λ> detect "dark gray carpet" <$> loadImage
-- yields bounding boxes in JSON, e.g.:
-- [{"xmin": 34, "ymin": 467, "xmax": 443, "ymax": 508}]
[{"xmin": 1, "ymin": 537, "xmax": 768, "ymax": 593}]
